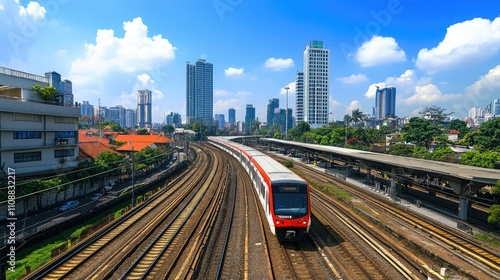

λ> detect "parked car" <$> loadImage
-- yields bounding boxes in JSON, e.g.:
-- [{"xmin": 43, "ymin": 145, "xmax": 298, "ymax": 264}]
[
  {"xmin": 91, "ymin": 193, "xmax": 103, "ymax": 201},
  {"xmin": 58, "ymin": 200, "xmax": 80, "ymax": 212}
]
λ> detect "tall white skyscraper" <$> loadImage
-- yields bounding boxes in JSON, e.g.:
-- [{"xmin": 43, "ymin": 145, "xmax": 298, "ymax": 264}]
[{"xmin": 303, "ymin": 40, "xmax": 330, "ymax": 128}]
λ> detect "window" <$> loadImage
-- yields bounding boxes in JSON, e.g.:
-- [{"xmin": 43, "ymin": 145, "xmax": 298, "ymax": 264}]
[
  {"xmin": 55, "ymin": 131, "xmax": 76, "ymax": 138},
  {"xmin": 54, "ymin": 149, "xmax": 74, "ymax": 158},
  {"xmin": 14, "ymin": 152, "xmax": 42, "ymax": 163},
  {"xmin": 12, "ymin": 113, "xmax": 42, "ymax": 122},
  {"xmin": 13, "ymin": 131, "xmax": 42, "ymax": 139},
  {"xmin": 54, "ymin": 116, "xmax": 77, "ymax": 124}
]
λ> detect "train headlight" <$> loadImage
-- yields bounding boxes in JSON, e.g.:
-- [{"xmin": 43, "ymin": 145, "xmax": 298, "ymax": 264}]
[{"xmin": 275, "ymin": 220, "xmax": 284, "ymax": 225}]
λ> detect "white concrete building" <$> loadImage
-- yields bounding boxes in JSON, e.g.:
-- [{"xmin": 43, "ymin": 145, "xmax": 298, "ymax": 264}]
[
  {"xmin": 0, "ymin": 66, "xmax": 80, "ymax": 175},
  {"xmin": 303, "ymin": 40, "xmax": 330, "ymax": 128}
]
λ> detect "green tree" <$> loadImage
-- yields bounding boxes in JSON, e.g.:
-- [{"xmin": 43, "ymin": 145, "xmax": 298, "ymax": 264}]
[
  {"xmin": 475, "ymin": 118, "xmax": 500, "ymax": 152},
  {"xmin": 487, "ymin": 180, "xmax": 500, "ymax": 224},
  {"xmin": 288, "ymin": 121, "xmax": 310, "ymax": 140},
  {"xmin": 351, "ymin": 109, "xmax": 365, "ymax": 128},
  {"xmin": 461, "ymin": 150, "xmax": 500, "ymax": 168},
  {"xmin": 32, "ymin": 84, "xmax": 60, "ymax": 102},
  {"xmin": 136, "ymin": 128, "xmax": 149, "ymax": 135},
  {"xmin": 419, "ymin": 105, "xmax": 453, "ymax": 126},
  {"xmin": 401, "ymin": 117, "xmax": 441, "ymax": 148},
  {"xmin": 448, "ymin": 119, "xmax": 469, "ymax": 139},
  {"xmin": 161, "ymin": 124, "xmax": 175, "ymax": 136}
]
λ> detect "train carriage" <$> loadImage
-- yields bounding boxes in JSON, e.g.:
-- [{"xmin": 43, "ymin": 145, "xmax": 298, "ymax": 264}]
[{"xmin": 208, "ymin": 136, "xmax": 310, "ymax": 241}]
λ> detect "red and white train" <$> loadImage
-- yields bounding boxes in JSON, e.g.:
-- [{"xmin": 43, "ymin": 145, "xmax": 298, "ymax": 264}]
[{"xmin": 208, "ymin": 136, "xmax": 310, "ymax": 241}]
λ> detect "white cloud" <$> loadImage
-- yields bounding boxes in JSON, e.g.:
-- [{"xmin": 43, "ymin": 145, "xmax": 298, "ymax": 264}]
[
  {"xmin": 215, "ymin": 89, "xmax": 232, "ymax": 97},
  {"xmin": 416, "ymin": 17, "xmax": 500, "ymax": 73},
  {"xmin": 335, "ymin": 74, "xmax": 368, "ymax": 84},
  {"xmin": 264, "ymin": 57, "xmax": 294, "ymax": 71},
  {"xmin": 69, "ymin": 17, "xmax": 176, "ymax": 85},
  {"xmin": 465, "ymin": 64, "xmax": 500, "ymax": 97},
  {"xmin": 364, "ymin": 69, "xmax": 430, "ymax": 98},
  {"xmin": 19, "ymin": 1, "xmax": 46, "ymax": 20},
  {"xmin": 0, "ymin": 4, "xmax": 4, "ymax": 10},
  {"xmin": 279, "ymin": 81, "xmax": 296, "ymax": 96},
  {"xmin": 346, "ymin": 100, "xmax": 362, "ymax": 112},
  {"xmin": 224, "ymin": 67, "xmax": 244, "ymax": 77},
  {"xmin": 356, "ymin": 36, "xmax": 406, "ymax": 67}
]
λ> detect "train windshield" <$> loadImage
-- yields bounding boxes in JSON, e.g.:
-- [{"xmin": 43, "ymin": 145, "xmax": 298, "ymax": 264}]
[{"xmin": 272, "ymin": 184, "xmax": 308, "ymax": 219}]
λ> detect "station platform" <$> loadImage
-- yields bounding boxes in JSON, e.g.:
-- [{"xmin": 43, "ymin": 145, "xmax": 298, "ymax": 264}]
[{"xmin": 272, "ymin": 152, "xmax": 499, "ymax": 235}]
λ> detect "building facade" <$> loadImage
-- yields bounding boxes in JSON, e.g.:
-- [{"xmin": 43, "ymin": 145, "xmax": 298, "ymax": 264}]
[
  {"xmin": 303, "ymin": 40, "xmax": 330, "ymax": 128},
  {"xmin": 0, "ymin": 67, "xmax": 80, "ymax": 175},
  {"xmin": 80, "ymin": 101, "xmax": 94, "ymax": 124},
  {"xmin": 374, "ymin": 86, "xmax": 396, "ymax": 119},
  {"xmin": 186, "ymin": 59, "xmax": 214, "ymax": 124},
  {"xmin": 245, "ymin": 104, "xmax": 256, "ymax": 134},
  {"xmin": 228, "ymin": 108, "xmax": 235, "ymax": 125},
  {"xmin": 165, "ymin": 112, "xmax": 182, "ymax": 128},
  {"xmin": 267, "ymin": 98, "xmax": 279, "ymax": 127},
  {"xmin": 295, "ymin": 71, "xmax": 304, "ymax": 123},
  {"xmin": 125, "ymin": 109, "xmax": 137, "ymax": 129},
  {"xmin": 137, "ymin": 89, "xmax": 152, "ymax": 128}
]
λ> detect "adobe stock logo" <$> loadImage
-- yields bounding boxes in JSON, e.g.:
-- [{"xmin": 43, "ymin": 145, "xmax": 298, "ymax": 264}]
[
  {"xmin": 213, "ymin": 0, "xmax": 243, "ymax": 21},
  {"xmin": 9, "ymin": 0, "xmax": 71, "ymax": 58},
  {"xmin": 339, "ymin": 0, "xmax": 404, "ymax": 59}
]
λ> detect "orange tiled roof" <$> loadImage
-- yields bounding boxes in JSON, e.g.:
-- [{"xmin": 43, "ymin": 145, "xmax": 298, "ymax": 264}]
[
  {"xmin": 79, "ymin": 142, "xmax": 121, "ymax": 159},
  {"xmin": 114, "ymin": 134, "xmax": 172, "ymax": 144},
  {"xmin": 115, "ymin": 142, "xmax": 157, "ymax": 152}
]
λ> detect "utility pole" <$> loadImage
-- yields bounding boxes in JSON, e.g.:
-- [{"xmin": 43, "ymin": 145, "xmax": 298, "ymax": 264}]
[
  {"xmin": 284, "ymin": 86, "xmax": 289, "ymax": 140},
  {"xmin": 129, "ymin": 142, "xmax": 135, "ymax": 207}
]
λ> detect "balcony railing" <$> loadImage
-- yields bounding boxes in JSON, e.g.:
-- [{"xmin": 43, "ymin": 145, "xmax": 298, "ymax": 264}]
[{"xmin": 0, "ymin": 66, "xmax": 48, "ymax": 83}]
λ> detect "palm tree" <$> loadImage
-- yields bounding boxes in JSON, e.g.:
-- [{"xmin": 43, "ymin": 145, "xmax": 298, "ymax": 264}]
[{"xmin": 351, "ymin": 109, "xmax": 365, "ymax": 128}]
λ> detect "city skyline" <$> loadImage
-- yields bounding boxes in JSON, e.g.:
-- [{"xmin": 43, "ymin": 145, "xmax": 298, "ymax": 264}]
[{"xmin": 2, "ymin": 1, "xmax": 500, "ymax": 123}]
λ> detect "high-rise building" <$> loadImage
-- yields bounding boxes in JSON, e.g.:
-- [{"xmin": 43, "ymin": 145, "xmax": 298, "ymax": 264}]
[
  {"xmin": 267, "ymin": 98, "xmax": 279, "ymax": 127},
  {"xmin": 186, "ymin": 59, "xmax": 214, "ymax": 124},
  {"xmin": 303, "ymin": 40, "xmax": 330, "ymax": 128},
  {"xmin": 228, "ymin": 108, "xmax": 235, "ymax": 125},
  {"xmin": 137, "ymin": 89, "xmax": 152, "ymax": 128},
  {"xmin": 125, "ymin": 109, "xmax": 137, "ymax": 129},
  {"xmin": 59, "ymin": 79, "xmax": 74, "ymax": 106},
  {"xmin": 245, "ymin": 104, "xmax": 256, "ymax": 134},
  {"xmin": 374, "ymin": 86, "xmax": 396, "ymax": 119},
  {"xmin": 165, "ymin": 112, "xmax": 182, "ymax": 128},
  {"xmin": 492, "ymin": 99, "xmax": 500, "ymax": 116},
  {"xmin": 80, "ymin": 101, "xmax": 94, "ymax": 124},
  {"xmin": 295, "ymin": 71, "xmax": 304, "ymax": 123},
  {"xmin": 214, "ymin": 114, "xmax": 225, "ymax": 129},
  {"xmin": 273, "ymin": 108, "xmax": 293, "ymax": 133}
]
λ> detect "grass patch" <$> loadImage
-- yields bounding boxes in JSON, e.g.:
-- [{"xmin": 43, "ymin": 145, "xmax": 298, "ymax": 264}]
[
  {"xmin": 8, "ymin": 202, "xmax": 131, "ymax": 280},
  {"xmin": 474, "ymin": 233, "xmax": 500, "ymax": 247}
]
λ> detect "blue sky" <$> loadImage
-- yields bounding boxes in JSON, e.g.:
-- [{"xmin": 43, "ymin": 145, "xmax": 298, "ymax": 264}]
[{"xmin": 1, "ymin": 0, "xmax": 500, "ymax": 124}]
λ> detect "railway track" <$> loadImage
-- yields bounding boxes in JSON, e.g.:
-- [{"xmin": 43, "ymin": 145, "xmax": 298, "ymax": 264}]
[{"xmin": 28, "ymin": 145, "xmax": 216, "ymax": 279}]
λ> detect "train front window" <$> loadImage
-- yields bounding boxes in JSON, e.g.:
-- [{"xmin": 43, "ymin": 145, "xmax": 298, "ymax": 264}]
[{"xmin": 272, "ymin": 184, "xmax": 308, "ymax": 218}]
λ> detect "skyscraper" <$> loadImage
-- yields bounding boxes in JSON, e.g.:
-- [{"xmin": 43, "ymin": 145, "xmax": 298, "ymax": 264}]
[
  {"xmin": 303, "ymin": 40, "xmax": 330, "ymax": 128},
  {"xmin": 295, "ymin": 71, "xmax": 304, "ymax": 123},
  {"xmin": 186, "ymin": 59, "xmax": 214, "ymax": 124},
  {"xmin": 245, "ymin": 104, "xmax": 256, "ymax": 134},
  {"xmin": 374, "ymin": 86, "xmax": 396, "ymax": 119},
  {"xmin": 228, "ymin": 108, "xmax": 235, "ymax": 125},
  {"xmin": 165, "ymin": 112, "xmax": 182, "ymax": 128},
  {"xmin": 267, "ymin": 98, "xmax": 279, "ymax": 127},
  {"xmin": 137, "ymin": 89, "xmax": 152, "ymax": 128}
]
